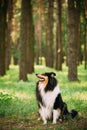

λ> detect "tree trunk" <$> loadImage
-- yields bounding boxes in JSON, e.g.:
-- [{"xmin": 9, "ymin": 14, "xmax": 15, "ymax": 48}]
[
  {"xmin": 5, "ymin": 0, "xmax": 13, "ymax": 70},
  {"xmin": 0, "ymin": 1, "xmax": 7, "ymax": 76},
  {"xmin": 45, "ymin": 0, "xmax": 54, "ymax": 68},
  {"xmin": 35, "ymin": 0, "xmax": 42, "ymax": 65},
  {"xmin": 56, "ymin": 0, "xmax": 62, "ymax": 70},
  {"xmin": 84, "ymin": 0, "xmax": 87, "ymax": 69},
  {"xmin": 44, "ymin": 4, "xmax": 49, "ymax": 66},
  {"xmin": 84, "ymin": 25, "xmax": 87, "ymax": 69},
  {"xmin": 67, "ymin": 0, "xmax": 78, "ymax": 81},
  {"xmin": 19, "ymin": 0, "xmax": 28, "ymax": 81},
  {"xmin": 76, "ymin": 0, "xmax": 81, "ymax": 65},
  {"xmin": 26, "ymin": 0, "xmax": 34, "ymax": 73}
]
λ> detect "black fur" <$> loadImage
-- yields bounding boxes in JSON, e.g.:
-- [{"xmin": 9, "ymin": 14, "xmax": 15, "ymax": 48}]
[
  {"xmin": 53, "ymin": 94, "xmax": 70, "ymax": 121},
  {"xmin": 44, "ymin": 72, "xmax": 57, "ymax": 92},
  {"xmin": 54, "ymin": 94, "xmax": 64, "ymax": 110},
  {"xmin": 36, "ymin": 82, "xmax": 43, "ymax": 107},
  {"xmin": 70, "ymin": 110, "xmax": 78, "ymax": 118}
]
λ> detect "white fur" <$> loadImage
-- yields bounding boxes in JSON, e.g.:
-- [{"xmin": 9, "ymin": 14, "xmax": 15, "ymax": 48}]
[
  {"xmin": 38, "ymin": 84, "xmax": 60, "ymax": 124},
  {"xmin": 39, "ymin": 105, "xmax": 52, "ymax": 124},
  {"xmin": 53, "ymin": 109, "xmax": 61, "ymax": 124}
]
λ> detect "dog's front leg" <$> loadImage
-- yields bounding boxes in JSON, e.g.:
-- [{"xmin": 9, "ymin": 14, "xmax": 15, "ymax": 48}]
[
  {"xmin": 39, "ymin": 107, "xmax": 47, "ymax": 124},
  {"xmin": 53, "ymin": 109, "xmax": 61, "ymax": 124}
]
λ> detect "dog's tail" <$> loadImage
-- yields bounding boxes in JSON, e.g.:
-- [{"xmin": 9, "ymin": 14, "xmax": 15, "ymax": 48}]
[
  {"xmin": 68, "ymin": 109, "xmax": 78, "ymax": 118},
  {"xmin": 62, "ymin": 103, "xmax": 78, "ymax": 119}
]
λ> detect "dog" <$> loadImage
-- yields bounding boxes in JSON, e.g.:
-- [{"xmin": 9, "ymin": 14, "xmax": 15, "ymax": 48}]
[{"xmin": 36, "ymin": 72, "xmax": 78, "ymax": 124}]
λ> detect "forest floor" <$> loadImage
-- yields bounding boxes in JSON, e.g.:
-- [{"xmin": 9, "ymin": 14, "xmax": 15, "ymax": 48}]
[
  {"xmin": 0, "ymin": 115, "xmax": 87, "ymax": 130},
  {"xmin": 0, "ymin": 64, "xmax": 87, "ymax": 130}
]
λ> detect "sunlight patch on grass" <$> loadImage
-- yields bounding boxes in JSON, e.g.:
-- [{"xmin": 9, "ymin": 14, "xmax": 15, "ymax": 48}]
[
  {"xmin": 74, "ymin": 92, "xmax": 87, "ymax": 101},
  {"xmin": 15, "ymin": 92, "xmax": 35, "ymax": 100},
  {"xmin": 80, "ymin": 81, "xmax": 87, "ymax": 87},
  {"xmin": 0, "ymin": 75, "xmax": 9, "ymax": 80},
  {"xmin": 4, "ymin": 81, "xmax": 12, "ymax": 85},
  {"xmin": 0, "ymin": 89, "xmax": 3, "ymax": 92},
  {"xmin": 0, "ymin": 89, "xmax": 8, "ymax": 94},
  {"xmin": 0, "ymin": 89, "xmax": 15, "ymax": 97}
]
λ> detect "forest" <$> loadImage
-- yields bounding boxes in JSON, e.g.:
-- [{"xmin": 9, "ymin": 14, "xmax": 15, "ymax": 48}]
[
  {"xmin": 0, "ymin": 0, "xmax": 87, "ymax": 129},
  {"xmin": 0, "ymin": 0, "xmax": 87, "ymax": 81}
]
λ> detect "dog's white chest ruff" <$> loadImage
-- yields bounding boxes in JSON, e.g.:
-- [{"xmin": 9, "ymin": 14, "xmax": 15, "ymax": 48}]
[{"xmin": 39, "ymin": 85, "xmax": 60, "ymax": 108}]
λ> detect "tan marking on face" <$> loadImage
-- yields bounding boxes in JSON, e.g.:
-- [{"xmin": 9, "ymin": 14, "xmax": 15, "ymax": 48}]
[{"xmin": 37, "ymin": 74, "xmax": 48, "ymax": 88}]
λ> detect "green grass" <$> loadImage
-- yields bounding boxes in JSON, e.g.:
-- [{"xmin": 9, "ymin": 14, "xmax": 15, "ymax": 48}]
[{"xmin": 0, "ymin": 64, "xmax": 87, "ymax": 130}]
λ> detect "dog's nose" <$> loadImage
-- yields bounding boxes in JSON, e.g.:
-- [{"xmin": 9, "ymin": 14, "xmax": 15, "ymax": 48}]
[{"xmin": 36, "ymin": 74, "xmax": 38, "ymax": 76}]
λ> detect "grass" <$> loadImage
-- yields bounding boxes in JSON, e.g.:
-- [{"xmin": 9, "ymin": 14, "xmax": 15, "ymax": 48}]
[{"xmin": 0, "ymin": 64, "xmax": 87, "ymax": 130}]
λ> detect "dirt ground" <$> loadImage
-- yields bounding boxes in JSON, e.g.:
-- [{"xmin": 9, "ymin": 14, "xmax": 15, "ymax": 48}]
[{"xmin": 0, "ymin": 114, "xmax": 87, "ymax": 130}]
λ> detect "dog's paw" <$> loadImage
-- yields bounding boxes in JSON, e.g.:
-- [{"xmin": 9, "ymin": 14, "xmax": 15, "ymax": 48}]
[
  {"xmin": 52, "ymin": 121, "xmax": 57, "ymax": 124},
  {"xmin": 43, "ymin": 120, "xmax": 47, "ymax": 125}
]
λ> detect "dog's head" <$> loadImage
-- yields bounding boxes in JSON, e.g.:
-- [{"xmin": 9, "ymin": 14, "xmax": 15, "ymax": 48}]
[{"xmin": 36, "ymin": 72, "xmax": 57, "ymax": 91}]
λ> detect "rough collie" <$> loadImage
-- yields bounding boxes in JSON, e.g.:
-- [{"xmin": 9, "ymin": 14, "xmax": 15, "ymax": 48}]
[{"xmin": 36, "ymin": 72, "xmax": 78, "ymax": 124}]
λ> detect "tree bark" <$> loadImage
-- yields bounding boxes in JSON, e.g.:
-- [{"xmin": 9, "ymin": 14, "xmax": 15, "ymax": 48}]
[
  {"xmin": 67, "ymin": 0, "xmax": 78, "ymax": 81},
  {"xmin": 19, "ymin": 0, "xmax": 28, "ymax": 81},
  {"xmin": 84, "ymin": 0, "xmax": 87, "ymax": 69},
  {"xmin": 26, "ymin": 0, "xmax": 34, "ymax": 73},
  {"xmin": 0, "ymin": 0, "xmax": 7, "ymax": 76},
  {"xmin": 5, "ymin": 0, "xmax": 13, "ymax": 70},
  {"xmin": 35, "ymin": 0, "xmax": 42, "ymax": 65},
  {"xmin": 56, "ymin": 0, "xmax": 62, "ymax": 70},
  {"xmin": 45, "ymin": 0, "xmax": 54, "ymax": 68},
  {"xmin": 76, "ymin": 0, "xmax": 81, "ymax": 65}
]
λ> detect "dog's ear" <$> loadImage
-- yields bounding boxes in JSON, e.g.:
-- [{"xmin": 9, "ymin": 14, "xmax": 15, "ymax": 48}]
[{"xmin": 51, "ymin": 72, "xmax": 56, "ymax": 77}]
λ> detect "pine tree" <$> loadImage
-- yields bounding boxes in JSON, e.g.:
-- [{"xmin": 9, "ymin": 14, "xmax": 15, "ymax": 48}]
[{"xmin": 67, "ymin": 0, "xmax": 78, "ymax": 81}]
